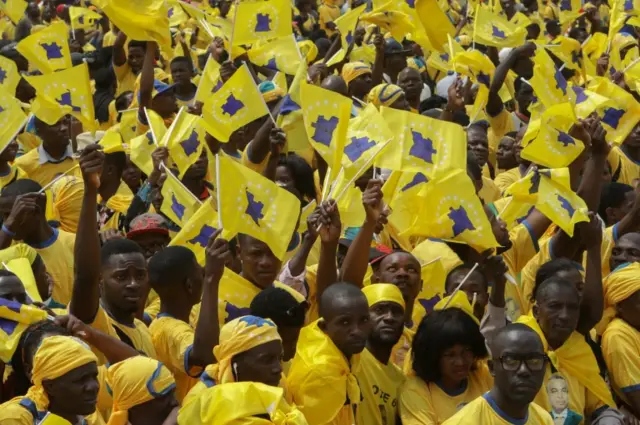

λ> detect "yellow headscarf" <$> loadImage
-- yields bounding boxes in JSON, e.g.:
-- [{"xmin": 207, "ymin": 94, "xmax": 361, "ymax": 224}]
[
  {"xmin": 341, "ymin": 62, "xmax": 372, "ymax": 86},
  {"xmin": 367, "ymin": 84, "xmax": 404, "ymax": 107},
  {"xmin": 362, "ymin": 283, "xmax": 406, "ymax": 309},
  {"xmin": 28, "ymin": 335, "xmax": 98, "ymax": 410},
  {"xmin": 106, "ymin": 356, "xmax": 176, "ymax": 425},
  {"xmin": 207, "ymin": 316, "xmax": 282, "ymax": 385},
  {"xmin": 435, "ymin": 291, "xmax": 480, "ymax": 325},
  {"xmin": 297, "ymin": 40, "xmax": 318, "ymax": 64},
  {"xmin": 517, "ymin": 313, "xmax": 615, "ymax": 408},
  {"xmin": 259, "ymin": 81, "xmax": 286, "ymax": 103},
  {"xmin": 286, "ymin": 320, "xmax": 361, "ymax": 424},
  {"xmin": 598, "ymin": 262, "xmax": 640, "ymax": 331},
  {"xmin": 178, "ymin": 382, "xmax": 308, "ymax": 425}
]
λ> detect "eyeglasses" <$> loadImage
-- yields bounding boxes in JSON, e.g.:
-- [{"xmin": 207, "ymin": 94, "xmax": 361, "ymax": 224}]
[{"xmin": 498, "ymin": 354, "xmax": 549, "ymax": 372}]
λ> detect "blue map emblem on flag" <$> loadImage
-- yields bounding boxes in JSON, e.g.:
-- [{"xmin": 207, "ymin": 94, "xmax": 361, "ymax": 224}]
[
  {"xmin": 401, "ymin": 173, "xmax": 428, "ymax": 192},
  {"xmin": 56, "ymin": 91, "xmax": 81, "ymax": 112},
  {"xmin": 557, "ymin": 194, "xmax": 575, "ymax": 217},
  {"xmin": 41, "ymin": 42, "xmax": 63, "ymax": 59},
  {"xmin": 557, "ymin": 131, "xmax": 575, "ymax": 147},
  {"xmin": 409, "ymin": 130, "xmax": 437, "ymax": 164},
  {"xmin": 344, "ymin": 136, "xmax": 376, "ymax": 162},
  {"xmin": 571, "ymin": 86, "xmax": 588, "ymax": 104},
  {"xmin": 554, "ymin": 70, "xmax": 567, "ymax": 95},
  {"xmin": 492, "ymin": 26, "xmax": 506, "ymax": 39},
  {"xmin": 255, "ymin": 13, "xmax": 272, "ymax": 32},
  {"xmin": 448, "ymin": 206, "xmax": 476, "ymax": 236},
  {"xmin": 180, "ymin": 130, "xmax": 200, "ymax": 156},
  {"xmin": 225, "ymin": 302, "xmax": 252, "ymax": 322},
  {"xmin": 171, "ymin": 194, "xmax": 186, "ymax": 220},
  {"xmin": 602, "ymin": 108, "xmax": 625, "ymax": 129},
  {"xmin": 245, "ymin": 189, "xmax": 265, "ymax": 226},
  {"xmin": 0, "ymin": 67, "xmax": 6, "ymax": 84},
  {"xmin": 221, "ymin": 94, "xmax": 245, "ymax": 117},
  {"xmin": 311, "ymin": 115, "xmax": 338, "ymax": 147},
  {"xmin": 476, "ymin": 72, "xmax": 491, "ymax": 88},
  {"xmin": 187, "ymin": 224, "xmax": 217, "ymax": 248}
]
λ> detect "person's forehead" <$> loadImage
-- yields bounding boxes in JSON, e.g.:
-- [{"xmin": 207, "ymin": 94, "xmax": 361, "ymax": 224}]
[
  {"xmin": 616, "ymin": 234, "xmax": 640, "ymax": 250},
  {"xmin": 104, "ymin": 252, "xmax": 146, "ymax": 268},
  {"xmin": 329, "ymin": 295, "xmax": 368, "ymax": 316},
  {"xmin": 381, "ymin": 252, "xmax": 419, "ymax": 268},
  {"xmin": 0, "ymin": 276, "xmax": 25, "ymax": 296},
  {"xmin": 495, "ymin": 331, "xmax": 543, "ymax": 356}
]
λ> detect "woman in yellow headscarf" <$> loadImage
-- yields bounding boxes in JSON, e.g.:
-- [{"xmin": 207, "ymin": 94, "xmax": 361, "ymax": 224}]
[
  {"xmin": 602, "ymin": 263, "xmax": 640, "ymax": 417},
  {"xmin": 106, "ymin": 356, "xmax": 178, "ymax": 425},
  {"xmin": 399, "ymin": 292, "xmax": 492, "ymax": 425},
  {"xmin": 367, "ymin": 84, "xmax": 411, "ymax": 111},
  {"xmin": 0, "ymin": 335, "xmax": 104, "ymax": 425},
  {"xmin": 178, "ymin": 381, "xmax": 308, "ymax": 425},
  {"xmin": 182, "ymin": 315, "xmax": 284, "ymax": 407}
]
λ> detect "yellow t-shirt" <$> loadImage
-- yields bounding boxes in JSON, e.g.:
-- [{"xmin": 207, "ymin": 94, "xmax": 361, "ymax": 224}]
[
  {"xmin": 501, "ymin": 222, "xmax": 539, "ymax": 320},
  {"xmin": 114, "ymin": 63, "xmax": 138, "ymax": 97},
  {"xmin": 149, "ymin": 315, "xmax": 202, "ymax": 403},
  {"xmin": 542, "ymin": 3, "xmax": 560, "ymax": 20},
  {"xmin": 89, "ymin": 305, "xmax": 157, "ymax": 358},
  {"xmin": 0, "ymin": 166, "xmax": 26, "ymax": 192},
  {"xmin": 241, "ymin": 148, "xmax": 271, "ymax": 175},
  {"xmin": 608, "ymin": 146, "xmax": 640, "ymax": 187},
  {"xmin": 31, "ymin": 228, "xmax": 75, "ymax": 306},
  {"xmin": 494, "ymin": 168, "xmax": 521, "ymax": 194},
  {"xmin": 602, "ymin": 318, "xmax": 640, "ymax": 406},
  {"xmin": 443, "ymin": 394, "xmax": 554, "ymax": 425},
  {"xmin": 399, "ymin": 363, "xmax": 493, "ymax": 425},
  {"xmin": 14, "ymin": 149, "xmax": 81, "ymax": 188},
  {"xmin": 356, "ymin": 348, "xmax": 405, "ymax": 425},
  {"xmin": 479, "ymin": 176, "xmax": 501, "ymax": 204},
  {"xmin": 318, "ymin": 3, "xmax": 340, "ymax": 37},
  {"xmin": 519, "ymin": 237, "xmax": 554, "ymax": 315}
]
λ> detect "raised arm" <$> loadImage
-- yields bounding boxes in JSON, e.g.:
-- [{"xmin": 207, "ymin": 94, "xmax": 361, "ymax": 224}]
[
  {"xmin": 371, "ymin": 33, "xmax": 385, "ymax": 87},
  {"xmin": 260, "ymin": 129, "xmax": 286, "ymax": 181},
  {"xmin": 70, "ymin": 144, "xmax": 104, "ymax": 323},
  {"xmin": 112, "ymin": 31, "xmax": 128, "ymax": 67},
  {"xmin": 576, "ymin": 213, "xmax": 604, "ymax": 335},
  {"xmin": 138, "ymin": 41, "xmax": 157, "ymax": 113},
  {"xmin": 315, "ymin": 200, "xmax": 342, "ymax": 299},
  {"xmin": 487, "ymin": 43, "xmax": 536, "ymax": 116}
]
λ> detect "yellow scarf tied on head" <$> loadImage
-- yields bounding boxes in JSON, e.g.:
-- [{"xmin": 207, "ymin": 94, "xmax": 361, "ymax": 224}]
[
  {"xmin": 362, "ymin": 283, "xmax": 406, "ymax": 309},
  {"xmin": 178, "ymin": 382, "xmax": 308, "ymax": 425},
  {"xmin": 516, "ymin": 313, "xmax": 615, "ymax": 408},
  {"xmin": 341, "ymin": 62, "xmax": 372, "ymax": 86},
  {"xmin": 28, "ymin": 335, "xmax": 98, "ymax": 410},
  {"xmin": 367, "ymin": 84, "xmax": 403, "ymax": 108},
  {"xmin": 435, "ymin": 291, "xmax": 480, "ymax": 325},
  {"xmin": 599, "ymin": 262, "xmax": 640, "ymax": 332},
  {"xmin": 106, "ymin": 356, "xmax": 176, "ymax": 425},
  {"xmin": 286, "ymin": 320, "xmax": 361, "ymax": 425},
  {"xmin": 209, "ymin": 316, "xmax": 282, "ymax": 385}
]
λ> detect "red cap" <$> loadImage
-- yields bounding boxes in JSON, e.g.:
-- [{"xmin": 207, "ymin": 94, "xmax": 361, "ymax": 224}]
[{"xmin": 127, "ymin": 213, "xmax": 170, "ymax": 239}]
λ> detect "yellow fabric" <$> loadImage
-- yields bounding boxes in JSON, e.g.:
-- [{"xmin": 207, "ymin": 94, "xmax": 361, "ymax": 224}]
[
  {"xmin": 479, "ymin": 176, "xmax": 501, "ymax": 204},
  {"xmin": 231, "ymin": 0, "xmax": 291, "ymax": 47},
  {"xmin": 179, "ymin": 381, "xmax": 308, "ymax": 425},
  {"xmin": 341, "ymin": 62, "xmax": 372, "ymax": 86},
  {"xmin": 435, "ymin": 291, "xmax": 480, "ymax": 325},
  {"xmin": 16, "ymin": 21, "xmax": 72, "ymax": 73},
  {"xmin": 149, "ymin": 316, "xmax": 201, "ymax": 403},
  {"xmin": 368, "ymin": 84, "xmax": 403, "ymax": 108},
  {"xmin": 160, "ymin": 171, "xmax": 200, "ymax": 227},
  {"xmin": 248, "ymin": 35, "xmax": 302, "ymax": 75},
  {"xmin": 106, "ymin": 356, "xmax": 175, "ymax": 425},
  {"xmin": 608, "ymin": 146, "xmax": 640, "ymax": 187},
  {"xmin": 46, "ymin": 175, "xmax": 84, "ymax": 233},
  {"xmin": 602, "ymin": 318, "xmax": 640, "ymax": 405},
  {"xmin": 500, "ymin": 223, "xmax": 538, "ymax": 320},
  {"xmin": 31, "ymin": 228, "xmax": 75, "ymax": 306},
  {"xmin": 494, "ymin": 168, "xmax": 521, "ymax": 193},
  {"xmin": 399, "ymin": 363, "xmax": 493, "ymax": 425},
  {"xmin": 90, "ymin": 305, "xmax": 157, "ymax": 358},
  {"xmin": 600, "ymin": 262, "xmax": 640, "ymax": 330},
  {"xmin": 319, "ymin": 2, "xmax": 341, "ymax": 37},
  {"xmin": 114, "ymin": 63, "xmax": 138, "ymax": 97},
  {"xmin": 169, "ymin": 199, "xmax": 220, "ymax": 266},
  {"xmin": 356, "ymin": 348, "xmax": 405, "ymax": 425},
  {"xmin": 0, "ymin": 299, "xmax": 48, "ymax": 363},
  {"xmin": 287, "ymin": 320, "xmax": 361, "ymax": 425},
  {"xmin": 516, "ymin": 314, "xmax": 615, "ymax": 420},
  {"xmin": 28, "ymin": 335, "xmax": 98, "ymax": 409},
  {"xmin": 442, "ymin": 395, "xmax": 554, "ymax": 425},
  {"xmin": 363, "ymin": 283, "xmax": 406, "ymax": 309},
  {"xmin": 14, "ymin": 148, "xmax": 81, "ymax": 188}
]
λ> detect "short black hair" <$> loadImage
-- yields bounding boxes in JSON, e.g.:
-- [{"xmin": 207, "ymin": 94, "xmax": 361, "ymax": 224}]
[
  {"xmin": 128, "ymin": 40, "xmax": 147, "ymax": 51},
  {"xmin": 105, "ymin": 151, "xmax": 127, "ymax": 175},
  {"xmin": 250, "ymin": 287, "xmax": 306, "ymax": 328},
  {"xmin": 599, "ymin": 182, "xmax": 633, "ymax": 221},
  {"xmin": 0, "ymin": 269, "xmax": 18, "ymax": 279},
  {"xmin": 445, "ymin": 263, "xmax": 487, "ymax": 294},
  {"xmin": 412, "ymin": 308, "xmax": 488, "ymax": 382},
  {"xmin": 100, "ymin": 239, "xmax": 145, "ymax": 266},
  {"xmin": 532, "ymin": 259, "xmax": 580, "ymax": 301},
  {"xmin": 170, "ymin": 56, "xmax": 191, "ymax": 68},
  {"xmin": 277, "ymin": 154, "xmax": 317, "ymax": 202},
  {"xmin": 2, "ymin": 179, "xmax": 42, "ymax": 197},
  {"xmin": 148, "ymin": 246, "xmax": 196, "ymax": 289},
  {"xmin": 115, "ymin": 91, "xmax": 133, "ymax": 112},
  {"xmin": 535, "ymin": 276, "xmax": 580, "ymax": 305},
  {"xmin": 319, "ymin": 282, "xmax": 365, "ymax": 319},
  {"xmin": 491, "ymin": 322, "xmax": 542, "ymax": 357}
]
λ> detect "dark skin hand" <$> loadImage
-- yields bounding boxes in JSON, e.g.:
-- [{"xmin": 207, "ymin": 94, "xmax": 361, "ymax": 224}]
[
  {"xmin": 487, "ymin": 43, "xmax": 536, "ymax": 116},
  {"xmin": 315, "ymin": 200, "xmax": 342, "ymax": 299},
  {"xmin": 575, "ymin": 212, "xmax": 604, "ymax": 335}
]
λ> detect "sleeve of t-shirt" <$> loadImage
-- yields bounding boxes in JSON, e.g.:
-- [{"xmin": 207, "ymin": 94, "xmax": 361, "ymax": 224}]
[
  {"xmin": 503, "ymin": 222, "xmax": 539, "ymax": 275},
  {"xmin": 157, "ymin": 319, "xmax": 202, "ymax": 378},
  {"xmin": 603, "ymin": 327, "xmax": 640, "ymax": 395},
  {"xmin": 487, "ymin": 108, "xmax": 514, "ymax": 141},
  {"xmin": 399, "ymin": 382, "xmax": 438, "ymax": 425}
]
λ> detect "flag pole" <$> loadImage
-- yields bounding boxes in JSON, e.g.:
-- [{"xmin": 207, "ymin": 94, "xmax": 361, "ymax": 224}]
[
  {"xmin": 443, "ymin": 262, "xmax": 480, "ymax": 308},
  {"xmin": 160, "ymin": 162, "xmax": 203, "ymax": 206},
  {"xmin": 38, "ymin": 164, "xmax": 80, "ymax": 194},
  {"xmin": 228, "ymin": 0, "xmax": 240, "ymax": 57},
  {"xmin": 143, "ymin": 107, "xmax": 160, "ymax": 146},
  {"xmin": 193, "ymin": 54, "xmax": 213, "ymax": 106},
  {"xmin": 162, "ymin": 107, "xmax": 185, "ymax": 147},
  {"xmin": 215, "ymin": 154, "xmax": 223, "ymax": 229}
]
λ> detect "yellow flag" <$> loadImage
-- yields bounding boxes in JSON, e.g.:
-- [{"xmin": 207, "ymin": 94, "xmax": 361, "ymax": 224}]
[
  {"xmin": 414, "ymin": 0, "xmax": 456, "ymax": 52},
  {"xmin": 300, "ymin": 81, "xmax": 351, "ymax": 174},
  {"xmin": 170, "ymin": 198, "xmax": 224, "ymax": 265},
  {"xmin": 520, "ymin": 103, "xmax": 583, "ymax": 168},
  {"xmin": 416, "ymin": 169, "xmax": 499, "ymax": 251},
  {"xmin": 0, "ymin": 298, "xmax": 48, "ymax": 362},
  {"xmin": 382, "ymin": 170, "xmax": 430, "ymax": 238},
  {"xmin": 200, "ymin": 64, "xmax": 269, "ymax": 142},
  {"xmin": 376, "ymin": 107, "xmax": 467, "ymax": 176},
  {"xmin": 548, "ymin": 35, "xmax": 583, "ymax": 72},
  {"xmin": 0, "ymin": 0, "xmax": 27, "ymax": 24},
  {"xmin": 167, "ymin": 1, "xmax": 189, "ymax": 27},
  {"xmin": 342, "ymin": 103, "xmax": 393, "ymax": 174},
  {"xmin": 232, "ymin": 0, "xmax": 292, "ymax": 46},
  {"xmin": 473, "ymin": 5, "xmax": 527, "ymax": 48},
  {"xmin": 452, "ymin": 48, "xmax": 495, "ymax": 121},
  {"xmin": 360, "ymin": 1, "xmax": 415, "ymax": 41},
  {"xmin": 119, "ymin": 109, "xmax": 139, "ymax": 143},
  {"xmin": 335, "ymin": 4, "xmax": 366, "ymax": 50},
  {"xmin": 587, "ymin": 76, "xmax": 640, "ymax": 145},
  {"xmin": 129, "ymin": 109, "xmax": 167, "ymax": 175},
  {"xmin": 0, "ymin": 56, "xmax": 19, "ymax": 96},
  {"xmin": 162, "ymin": 108, "xmax": 205, "ymax": 177},
  {"xmin": 529, "ymin": 47, "xmax": 570, "ymax": 108},
  {"xmin": 247, "ymin": 35, "xmax": 301, "ymax": 75},
  {"xmin": 16, "ymin": 21, "xmax": 72, "ymax": 73},
  {"xmin": 0, "ymin": 88, "xmax": 28, "ymax": 154},
  {"xmin": 217, "ymin": 154, "xmax": 300, "ymax": 260},
  {"xmin": 161, "ymin": 171, "xmax": 201, "ymax": 227},
  {"xmin": 69, "ymin": 7, "xmax": 102, "ymax": 30},
  {"xmin": 93, "ymin": 0, "xmax": 171, "ymax": 51},
  {"xmin": 99, "ymin": 129, "xmax": 124, "ymax": 154},
  {"xmin": 25, "ymin": 63, "xmax": 96, "ymax": 130},
  {"xmin": 277, "ymin": 59, "xmax": 308, "ymax": 152},
  {"xmin": 195, "ymin": 55, "xmax": 222, "ymax": 104},
  {"xmin": 568, "ymin": 83, "xmax": 611, "ymax": 120},
  {"xmin": 427, "ymin": 38, "xmax": 464, "ymax": 73}
]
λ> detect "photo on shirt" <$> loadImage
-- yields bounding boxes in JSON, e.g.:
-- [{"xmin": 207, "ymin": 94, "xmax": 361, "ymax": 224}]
[{"xmin": 546, "ymin": 373, "xmax": 583, "ymax": 425}]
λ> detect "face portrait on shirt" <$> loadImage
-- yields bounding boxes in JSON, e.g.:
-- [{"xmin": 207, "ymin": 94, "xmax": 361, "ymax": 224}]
[{"xmin": 547, "ymin": 374, "xmax": 569, "ymax": 413}]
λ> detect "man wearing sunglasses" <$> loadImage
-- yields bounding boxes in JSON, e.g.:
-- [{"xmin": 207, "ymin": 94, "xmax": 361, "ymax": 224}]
[{"xmin": 443, "ymin": 323, "xmax": 554, "ymax": 425}]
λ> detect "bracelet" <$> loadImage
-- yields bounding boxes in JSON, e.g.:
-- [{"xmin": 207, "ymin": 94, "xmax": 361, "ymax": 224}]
[{"xmin": 2, "ymin": 224, "xmax": 15, "ymax": 237}]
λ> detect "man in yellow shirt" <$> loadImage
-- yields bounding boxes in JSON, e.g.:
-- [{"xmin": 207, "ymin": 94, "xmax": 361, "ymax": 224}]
[
  {"xmin": 14, "ymin": 116, "xmax": 81, "ymax": 188},
  {"xmin": 0, "ymin": 179, "xmax": 75, "ymax": 307},
  {"xmin": 357, "ymin": 284, "xmax": 406, "ymax": 425},
  {"xmin": 171, "ymin": 56, "xmax": 197, "ymax": 107},
  {"xmin": 113, "ymin": 32, "xmax": 146, "ymax": 96},
  {"xmin": 444, "ymin": 324, "xmax": 554, "ymax": 425},
  {"xmin": 148, "ymin": 240, "xmax": 230, "ymax": 402},
  {"xmin": 70, "ymin": 144, "xmax": 156, "ymax": 357}
]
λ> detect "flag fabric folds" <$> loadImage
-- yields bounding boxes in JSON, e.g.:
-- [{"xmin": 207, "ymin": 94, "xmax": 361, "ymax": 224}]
[
  {"xmin": 587, "ymin": 77, "xmax": 640, "ymax": 145},
  {"xmin": 232, "ymin": 0, "xmax": 292, "ymax": 46},
  {"xmin": 247, "ymin": 35, "xmax": 301, "ymax": 75},
  {"xmin": 169, "ymin": 198, "xmax": 222, "ymax": 265},
  {"xmin": 0, "ymin": 298, "xmax": 48, "ymax": 362},
  {"xmin": 414, "ymin": 0, "xmax": 456, "ymax": 52},
  {"xmin": 529, "ymin": 47, "xmax": 570, "ymax": 108},
  {"xmin": 195, "ymin": 56, "xmax": 222, "ymax": 104},
  {"xmin": 0, "ymin": 0, "xmax": 27, "ymax": 24},
  {"xmin": 69, "ymin": 7, "xmax": 102, "ymax": 30},
  {"xmin": 160, "ymin": 170, "xmax": 201, "ymax": 227},
  {"xmin": 0, "ymin": 88, "xmax": 29, "ymax": 155},
  {"xmin": 360, "ymin": 1, "xmax": 415, "ymax": 41},
  {"xmin": 473, "ymin": 6, "xmax": 527, "ymax": 48},
  {"xmin": 162, "ymin": 108, "xmax": 205, "ymax": 177},
  {"xmin": 0, "ymin": 56, "xmax": 19, "ymax": 95},
  {"xmin": 16, "ymin": 21, "xmax": 72, "ymax": 73},
  {"xmin": 342, "ymin": 103, "xmax": 393, "ymax": 174},
  {"xmin": 130, "ymin": 109, "xmax": 167, "ymax": 175}
]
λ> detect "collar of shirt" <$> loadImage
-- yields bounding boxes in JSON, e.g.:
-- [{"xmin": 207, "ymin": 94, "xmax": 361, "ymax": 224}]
[
  {"xmin": 38, "ymin": 144, "xmax": 74, "ymax": 165},
  {"xmin": 552, "ymin": 409, "xmax": 568, "ymax": 419}
]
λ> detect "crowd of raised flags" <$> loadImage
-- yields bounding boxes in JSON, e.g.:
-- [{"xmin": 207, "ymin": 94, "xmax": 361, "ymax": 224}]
[{"xmin": 0, "ymin": 0, "xmax": 638, "ymax": 424}]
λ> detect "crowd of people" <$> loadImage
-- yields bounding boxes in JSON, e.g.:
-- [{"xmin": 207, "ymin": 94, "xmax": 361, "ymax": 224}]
[{"xmin": 0, "ymin": 0, "xmax": 639, "ymax": 424}]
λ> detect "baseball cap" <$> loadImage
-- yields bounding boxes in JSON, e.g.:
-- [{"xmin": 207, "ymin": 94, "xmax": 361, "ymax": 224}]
[{"xmin": 127, "ymin": 213, "xmax": 170, "ymax": 239}]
